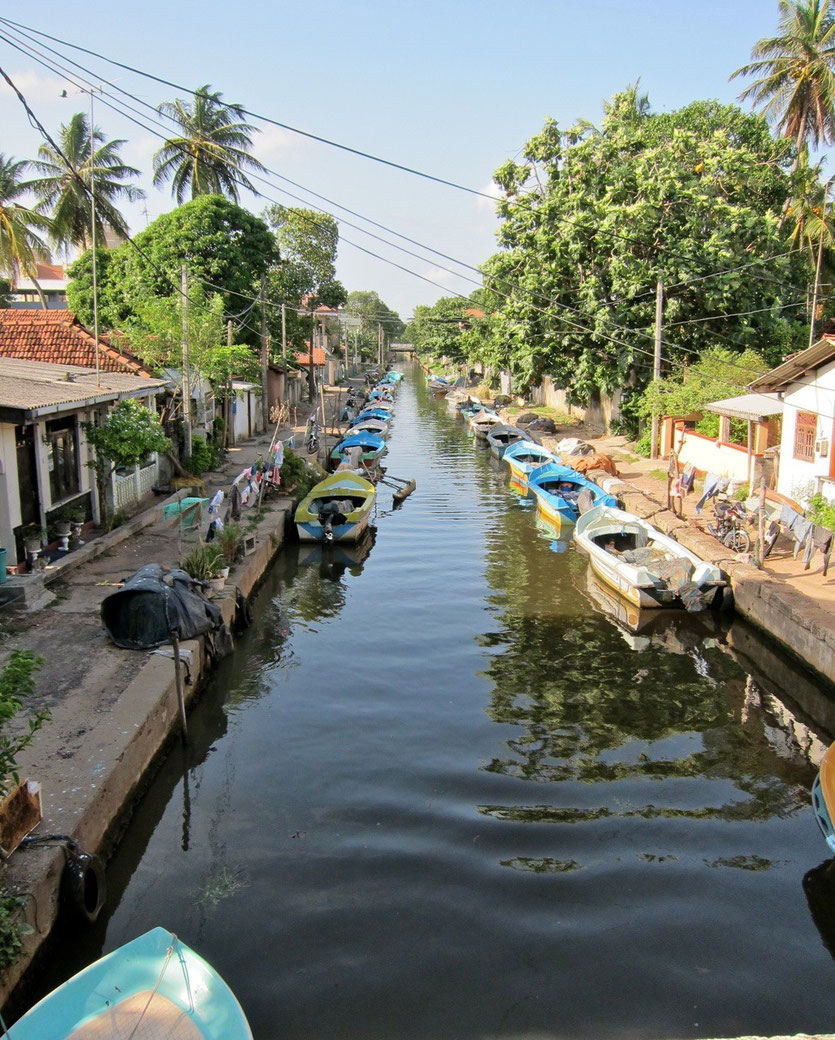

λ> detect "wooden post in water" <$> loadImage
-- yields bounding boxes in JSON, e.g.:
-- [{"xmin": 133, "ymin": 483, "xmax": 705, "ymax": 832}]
[{"xmin": 170, "ymin": 630, "xmax": 188, "ymax": 741}]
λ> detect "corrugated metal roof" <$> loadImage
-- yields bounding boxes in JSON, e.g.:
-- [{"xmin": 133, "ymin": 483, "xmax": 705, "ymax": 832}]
[
  {"xmin": 748, "ymin": 336, "xmax": 835, "ymax": 392},
  {"xmin": 703, "ymin": 392, "xmax": 784, "ymax": 421},
  {"xmin": 0, "ymin": 357, "xmax": 167, "ymax": 415}
]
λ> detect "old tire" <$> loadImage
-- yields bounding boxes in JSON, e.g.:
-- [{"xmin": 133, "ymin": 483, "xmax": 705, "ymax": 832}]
[{"xmin": 62, "ymin": 849, "xmax": 106, "ymax": 923}]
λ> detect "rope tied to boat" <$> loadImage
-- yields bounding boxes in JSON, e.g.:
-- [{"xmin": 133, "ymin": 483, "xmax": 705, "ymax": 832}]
[{"xmin": 124, "ymin": 932, "xmax": 194, "ymax": 1040}]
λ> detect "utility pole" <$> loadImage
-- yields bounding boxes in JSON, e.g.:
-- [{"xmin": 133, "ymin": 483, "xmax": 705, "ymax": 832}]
[
  {"xmin": 650, "ymin": 279, "xmax": 663, "ymax": 461},
  {"xmin": 809, "ymin": 190, "xmax": 829, "ymax": 347},
  {"xmin": 281, "ymin": 302, "xmax": 287, "ymax": 372},
  {"xmin": 226, "ymin": 320, "xmax": 234, "ymax": 448},
  {"xmin": 88, "ymin": 88, "xmax": 100, "ymax": 389},
  {"xmin": 260, "ymin": 274, "xmax": 270, "ymax": 431},
  {"xmin": 308, "ymin": 305, "xmax": 316, "ymax": 401},
  {"xmin": 377, "ymin": 323, "xmax": 382, "ymax": 368},
  {"xmin": 181, "ymin": 264, "xmax": 192, "ymax": 459}
]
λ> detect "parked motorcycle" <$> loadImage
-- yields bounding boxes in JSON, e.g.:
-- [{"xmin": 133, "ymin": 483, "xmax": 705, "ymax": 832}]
[{"xmin": 706, "ymin": 498, "xmax": 751, "ymax": 553}]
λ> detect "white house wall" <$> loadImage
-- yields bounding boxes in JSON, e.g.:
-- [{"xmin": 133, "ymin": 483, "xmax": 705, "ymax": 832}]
[
  {"xmin": 777, "ymin": 359, "xmax": 835, "ymax": 504},
  {"xmin": 0, "ymin": 424, "xmax": 20, "ymax": 559}
]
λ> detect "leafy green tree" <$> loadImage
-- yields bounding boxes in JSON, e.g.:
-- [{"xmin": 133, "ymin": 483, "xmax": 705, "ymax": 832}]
[
  {"xmin": 0, "ymin": 278, "xmax": 11, "ymax": 307},
  {"xmin": 29, "ymin": 112, "xmax": 144, "ymax": 250},
  {"xmin": 345, "ymin": 290, "xmax": 405, "ymax": 358},
  {"xmin": 153, "ymin": 85, "xmax": 267, "ymax": 204},
  {"xmin": 65, "ymin": 247, "xmax": 132, "ymax": 329},
  {"xmin": 638, "ymin": 346, "xmax": 769, "ymax": 442},
  {"xmin": 405, "ymin": 294, "xmax": 484, "ymax": 366},
  {"xmin": 481, "ymin": 90, "xmax": 810, "ymax": 427},
  {"xmin": 124, "ymin": 284, "xmax": 258, "ymax": 395},
  {"xmin": 67, "ymin": 196, "xmax": 276, "ymax": 339},
  {"xmin": 731, "ymin": 0, "xmax": 835, "ymax": 157},
  {"xmin": 0, "ymin": 154, "xmax": 52, "ymax": 308},
  {"xmin": 86, "ymin": 399, "xmax": 172, "ymax": 526}
]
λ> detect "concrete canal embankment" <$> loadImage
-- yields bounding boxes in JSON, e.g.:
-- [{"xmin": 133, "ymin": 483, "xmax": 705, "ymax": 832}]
[
  {"xmin": 0, "ymin": 475, "xmax": 293, "ymax": 1009},
  {"xmin": 568, "ymin": 460, "xmax": 835, "ymax": 691}
]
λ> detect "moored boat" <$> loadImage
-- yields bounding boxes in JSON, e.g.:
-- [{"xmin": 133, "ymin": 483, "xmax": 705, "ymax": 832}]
[
  {"xmin": 329, "ymin": 431, "xmax": 387, "ymax": 472},
  {"xmin": 9, "ymin": 926, "xmax": 252, "ymax": 1039},
  {"xmin": 356, "ymin": 406, "xmax": 394, "ymax": 424},
  {"xmin": 468, "ymin": 409, "xmax": 503, "ymax": 440},
  {"xmin": 348, "ymin": 417, "xmax": 390, "ymax": 438},
  {"xmin": 486, "ymin": 423, "xmax": 528, "ymax": 458},
  {"xmin": 295, "ymin": 470, "xmax": 377, "ymax": 542},
  {"xmin": 527, "ymin": 461, "xmax": 618, "ymax": 525},
  {"xmin": 502, "ymin": 439, "xmax": 557, "ymax": 488},
  {"xmin": 813, "ymin": 742, "xmax": 835, "ymax": 854},
  {"xmin": 573, "ymin": 504, "xmax": 729, "ymax": 610}
]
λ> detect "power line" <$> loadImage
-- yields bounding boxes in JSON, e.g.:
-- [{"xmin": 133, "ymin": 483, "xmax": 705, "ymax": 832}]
[{"xmin": 1, "ymin": 13, "xmax": 820, "ymax": 300}]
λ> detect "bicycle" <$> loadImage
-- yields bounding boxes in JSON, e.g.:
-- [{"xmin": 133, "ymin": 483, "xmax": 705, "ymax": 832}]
[
  {"xmin": 304, "ymin": 413, "xmax": 320, "ymax": 455},
  {"xmin": 706, "ymin": 498, "xmax": 751, "ymax": 553}
]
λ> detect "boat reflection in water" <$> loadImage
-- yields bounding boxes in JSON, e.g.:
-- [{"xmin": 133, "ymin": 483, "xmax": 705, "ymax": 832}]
[
  {"xmin": 803, "ymin": 858, "xmax": 835, "ymax": 962},
  {"xmin": 533, "ymin": 512, "xmax": 570, "ymax": 554},
  {"xmin": 582, "ymin": 567, "xmax": 726, "ymax": 657},
  {"xmin": 296, "ymin": 528, "xmax": 376, "ymax": 580}
]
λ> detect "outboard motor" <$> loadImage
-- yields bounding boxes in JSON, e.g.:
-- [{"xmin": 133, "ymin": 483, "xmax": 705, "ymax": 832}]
[{"xmin": 319, "ymin": 501, "xmax": 348, "ymax": 543}]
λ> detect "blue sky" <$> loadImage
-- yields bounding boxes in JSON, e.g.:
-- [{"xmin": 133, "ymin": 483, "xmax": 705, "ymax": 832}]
[{"xmin": 0, "ymin": 1, "xmax": 796, "ymax": 321}]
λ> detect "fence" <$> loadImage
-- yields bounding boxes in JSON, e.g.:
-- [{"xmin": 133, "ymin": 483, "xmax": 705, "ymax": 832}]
[{"xmin": 112, "ymin": 457, "xmax": 159, "ymax": 512}]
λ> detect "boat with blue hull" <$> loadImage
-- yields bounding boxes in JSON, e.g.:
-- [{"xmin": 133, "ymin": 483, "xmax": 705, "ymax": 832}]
[
  {"xmin": 813, "ymin": 742, "xmax": 835, "ymax": 854},
  {"xmin": 348, "ymin": 417, "xmax": 390, "ymax": 438},
  {"xmin": 356, "ymin": 406, "xmax": 394, "ymax": 424},
  {"xmin": 329, "ymin": 431, "xmax": 387, "ymax": 471},
  {"xmin": 295, "ymin": 471, "xmax": 377, "ymax": 542},
  {"xmin": 502, "ymin": 439, "xmax": 557, "ymax": 488},
  {"xmin": 9, "ymin": 927, "xmax": 252, "ymax": 1039},
  {"xmin": 486, "ymin": 423, "xmax": 527, "ymax": 458},
  {"xmin": 527, "ymin": 461, "xmax": 618, "ymax": 525}
]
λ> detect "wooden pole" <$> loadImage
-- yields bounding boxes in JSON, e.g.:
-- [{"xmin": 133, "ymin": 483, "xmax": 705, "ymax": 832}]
[
  {"xmin": 181, "ymin": 265, "xmax": 192, "ymax": 459},
  {"xmin": 225, "ymin": 320, "xmax": 233, "ymax": 450},
  {"xmin": 170, "ymin": 630, "xmax": 188, "ymax": 741},
  {"xmin": 650, "ymin": 279, "xmax": 663, "ymax": 461},
  {"xmin": 757, "ymin": 478, "xmax": 766, "ymax": 569},
  {"xmin": 260, "ymin": 274, "xmax": 270, "ymax": 431}
]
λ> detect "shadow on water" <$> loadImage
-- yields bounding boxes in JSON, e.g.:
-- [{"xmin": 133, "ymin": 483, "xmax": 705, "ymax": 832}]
[{"xmin": 15, "ymin": 364, "xmax": 835, "ymax": 1040}]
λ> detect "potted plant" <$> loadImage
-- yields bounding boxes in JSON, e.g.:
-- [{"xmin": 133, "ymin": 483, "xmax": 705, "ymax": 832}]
[
  {"xmin": 181, "ymin": 544, "xmax": 226, "ymax": 594},
  {"xmin": 217, "ymin": 523, "xmax": 244, "ymax": 568}
]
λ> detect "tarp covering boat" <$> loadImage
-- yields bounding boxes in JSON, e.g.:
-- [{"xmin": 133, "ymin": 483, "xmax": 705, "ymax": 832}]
[{"xmin": 101, "ymin": 563, "xmax": 226, "ymax": 650}]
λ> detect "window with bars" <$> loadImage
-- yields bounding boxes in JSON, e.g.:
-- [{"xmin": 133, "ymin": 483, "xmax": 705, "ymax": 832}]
[
  {"xmin": 793, "ymin": 411, "xmax": 817, "ymax": 462},
  {"xmin": 46, "ymin": 417, "xmax": 80, "ymax": 502}
]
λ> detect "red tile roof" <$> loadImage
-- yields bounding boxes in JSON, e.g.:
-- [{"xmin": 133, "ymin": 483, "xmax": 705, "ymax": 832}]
[
  {"xmin": 294, "ymin": 346, "xmax": 328, "ymax": 366},
  {"xmin": 0, "ymin": 309, "xmax": 155, "ymax": 377}
]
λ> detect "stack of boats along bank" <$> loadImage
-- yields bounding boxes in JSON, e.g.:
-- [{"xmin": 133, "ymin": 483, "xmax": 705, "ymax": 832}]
[
  {"xmin": 295, "ymin": 370, "xmax": 406, "ymax": 544},
  {"xmin": 430, "ymin": 371, "xmax": 731, "ymax": 614}
]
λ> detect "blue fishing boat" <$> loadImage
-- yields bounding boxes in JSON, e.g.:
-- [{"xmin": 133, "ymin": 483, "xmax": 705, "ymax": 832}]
[
  {"xmin": 502, "ymin": 439, "xmax": 557, "ymax": 488},
  {"xmin": 10, "ymin": 927, "xmax": 252, "ymax": 1039},
  {"xmin": 486, "ymin": 423, "xmax": 527, "ymax": 458},
  {"xmin": 356, "ymin": 406, "xmax": 394, "ymax": 423},
  {"xmin": 527, "ymin": 461, "xmax": 619, "ymax": 525},
  {"xmin": 330, "ymin": 430, "xmax": 387, "ymax": 471},
  {"xmin": 813, "ymin": 742, "xmax": 835, "ymax": 853}
]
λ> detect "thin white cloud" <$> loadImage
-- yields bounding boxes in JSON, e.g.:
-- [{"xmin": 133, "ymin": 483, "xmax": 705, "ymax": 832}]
[
  {"xmin": 253, "ymin": 124, "xmax": 305, "ymax": 168},
  {"xmin": 475, "ymin": 179, "xmax": 501, "ymax": 213}
]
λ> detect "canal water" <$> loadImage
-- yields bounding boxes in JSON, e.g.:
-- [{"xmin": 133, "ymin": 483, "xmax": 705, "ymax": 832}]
[{"xmin": 32, "ymin": 367, "xmax": 835, "ymax": 1038}]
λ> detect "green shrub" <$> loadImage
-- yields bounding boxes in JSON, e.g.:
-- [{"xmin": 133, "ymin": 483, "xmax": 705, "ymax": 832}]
[
  {"xmin": 0, "ymin": 893, "xmax": 25, "ymax": 970},
  {"xmin": 634, "ymin": 431, "xmax": 652, "ymax": 457},
  {"xmin": 186, "ymin": 436, "xmax": 221, "ymax": 476},
  {"xmin": 0, "ymin": 651, "xmax": 48, "ymax": 796},
  {"xmin": 217, "ymin": 523, "xmax": 244, "ymax": 566},
  {"xmin": 808, "ymin": 493, "xmax": 835, "ymax": 532},
  {"xmin": 280, "ymin": 450, "xmax": 318, "ymax": 499}
]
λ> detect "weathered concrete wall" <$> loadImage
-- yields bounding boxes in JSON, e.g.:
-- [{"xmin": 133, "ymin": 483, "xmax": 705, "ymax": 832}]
[{"xmin": 0, "ymin": 508, "xmax": 289, "ymax": 1008}]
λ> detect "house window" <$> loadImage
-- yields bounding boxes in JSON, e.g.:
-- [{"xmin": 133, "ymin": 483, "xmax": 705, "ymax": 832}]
[
  {"xmin": 46, "ymin": 417, "xmax": 80, "ymax": 502},
  {"xmin": 794, "ymin": 411, "xmax": 817, "ymax": 462}
]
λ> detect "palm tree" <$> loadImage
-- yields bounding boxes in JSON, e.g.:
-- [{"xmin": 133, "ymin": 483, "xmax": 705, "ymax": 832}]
[
  {"xmin": 152, "ymin": 85, "xmax": 267, "ymax": 204},
  {"xmin": 0, "ymin": 154, "xmax": 53, "ymax": 308},
  {"xmin": 29, "ymin": 112, "xmax": 145, "ymax": 251},
  {"xmin": 731, "ymin": 0, "xmax": 835, "ymax": 158}
]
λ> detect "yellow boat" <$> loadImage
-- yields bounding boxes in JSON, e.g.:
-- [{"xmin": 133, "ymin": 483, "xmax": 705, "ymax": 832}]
[{"xmin": 812, "ymin": 742, "xmax": 835, "ymax": 853}]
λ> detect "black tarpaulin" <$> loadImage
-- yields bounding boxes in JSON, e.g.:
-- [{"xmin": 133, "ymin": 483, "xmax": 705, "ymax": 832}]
[{"xmin": 101, "ymin": 563, "xmax": 224, "ymax": 650}]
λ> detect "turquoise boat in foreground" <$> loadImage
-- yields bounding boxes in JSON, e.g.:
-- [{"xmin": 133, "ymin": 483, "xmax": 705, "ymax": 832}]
[
  {"xmin": 10, "ymin": 927, "xmax": 252, "ymax": 1039},
  {"xmin": 527, "ymin": 460, "xmax": 619, "ymax": 525}
]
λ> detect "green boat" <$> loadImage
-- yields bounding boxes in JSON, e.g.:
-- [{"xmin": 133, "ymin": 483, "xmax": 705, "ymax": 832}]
[{"xmin": 9, "ymin": 927, "xmax": 252, "ymax": 1039}]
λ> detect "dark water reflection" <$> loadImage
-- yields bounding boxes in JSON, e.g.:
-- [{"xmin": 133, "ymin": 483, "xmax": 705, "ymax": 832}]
[{"xmin": 21, "ymin": 366, "xmax": 835, "ymax": 1039}]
